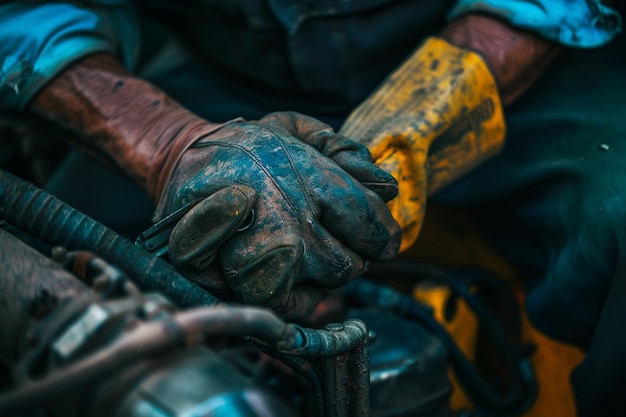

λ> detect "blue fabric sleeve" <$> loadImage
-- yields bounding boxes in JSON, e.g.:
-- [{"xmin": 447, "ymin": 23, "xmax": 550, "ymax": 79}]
[
  {"xmin": 0, "ymin": 1, "xmax": 139, "ymax": 113},
  {"xmin": 449, "ymin": 0, "xmax": 622, "ymax": 48}
]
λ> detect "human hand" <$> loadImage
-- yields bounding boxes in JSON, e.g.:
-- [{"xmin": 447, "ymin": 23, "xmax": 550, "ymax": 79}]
[
  {"xmin": 159, "ymin": 112, "xmax": 401, "ymax": 319},
  {"xmin": 27, "ymin": 53, "xmax": 400, "ymax": 320}
]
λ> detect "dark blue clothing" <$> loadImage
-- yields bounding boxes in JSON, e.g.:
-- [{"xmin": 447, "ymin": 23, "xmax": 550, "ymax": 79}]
[
  {"xmin": 436, "ymin": 34, "xmax": 626, "ymax": 416},
  {"xmin": 0, "ymin": 1, "xmax": 621, "ymax": 113}
]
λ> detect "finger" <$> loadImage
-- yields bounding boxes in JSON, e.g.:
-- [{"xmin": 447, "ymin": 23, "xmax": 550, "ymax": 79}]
[
  {"xmin": 259, "ymin": 111, "xmax": 332, "ymax": 142},
  {"xmin": 285, "ymin": 119, "xmax": 400, "ymax": 202},
  {"xmin": 278, "ymin": 284, "xmax": 325, "ymax": 321},
  {"xmin": 169, "ymin": 185, "xmax": 257, "ymax": 271},
  {"xmin": 299, "ymin": 229, "xmax": 367, "ymax": 288},
  {"xmin": 222, "ymin": 234, "xmax": 304, "ymax": 312},
  {"xmin": 258, "ymin": 112, "xmax": 398, "ymax": 200},
  {"xmin": 222, "ymin": 233, "xmax": 326, "ymax": 319},
  {"xmin": 177, "ymin": 262, "xmax": 230, "ymax": 293},
  {"xmin": 332, "ymin": 152, "xmax": 399, "ymax": 202},
  {"xmin": 318, "ymin": 172, "xmax": 401, "ymax": 262}
]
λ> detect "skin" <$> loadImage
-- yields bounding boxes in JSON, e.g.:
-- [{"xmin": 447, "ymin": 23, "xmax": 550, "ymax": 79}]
[{"xmin": 440, "ymin": 14, "xmax": 560, "ymax": 105}]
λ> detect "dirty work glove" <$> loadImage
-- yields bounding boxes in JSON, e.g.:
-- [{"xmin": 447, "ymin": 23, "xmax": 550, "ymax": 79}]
[
  {"xmin": 158, "ymin": 112, "xmax": 401, "ymax": 319},
  {"xmin": 340, "ymin": 14, "xmax": 558, "ymax": 251},
  {"xmin": 29, "ymin": 54, "xmax": 401, "ymax": 320}
]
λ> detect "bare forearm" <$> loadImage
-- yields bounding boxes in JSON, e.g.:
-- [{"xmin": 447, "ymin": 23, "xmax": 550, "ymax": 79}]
[{"xmin": 440, "ymin": 14, "xmax": 560, "ymax": 105}]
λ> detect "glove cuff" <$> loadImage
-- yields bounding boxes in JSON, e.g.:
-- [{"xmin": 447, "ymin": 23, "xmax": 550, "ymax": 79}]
[
  {"xmin": 29, "ymin": 53, "xmax": 226, "ymax": 202},
  {"xmin": 146, "ymin": 119, "xmax": 225, "ymax": 203}
]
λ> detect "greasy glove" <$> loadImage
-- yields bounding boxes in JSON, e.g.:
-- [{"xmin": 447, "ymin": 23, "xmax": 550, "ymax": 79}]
[
  {"xmin": 29, "ymin": 54, "xmax": 401, "ymax": 320},
  {"xmin": 159, "ymin": 112, "xmax": 401, "ymax": 319},
  {"xmin": 340, "ymin": 15, "xmax": 558, "ymax": 251}
]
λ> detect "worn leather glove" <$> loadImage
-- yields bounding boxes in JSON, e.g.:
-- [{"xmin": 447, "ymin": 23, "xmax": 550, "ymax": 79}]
[
  {"xmin": 340, "ymin": 15, "xmax": 558, "ymax": 251},
  {"xmin": 159, "ymin": 111, "xmax": 401, "ymax": 319},
  {"xmin": 30, "ymin": 54, "xmax": 401, "ymax": 320}
]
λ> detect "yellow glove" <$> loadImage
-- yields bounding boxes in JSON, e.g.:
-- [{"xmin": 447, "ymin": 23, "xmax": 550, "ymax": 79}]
[{"xmin": 340, "ymin": 36, "xmax": 505, "ymax": 251}]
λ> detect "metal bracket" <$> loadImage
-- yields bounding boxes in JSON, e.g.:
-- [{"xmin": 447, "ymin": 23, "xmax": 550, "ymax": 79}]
[{"xmin": 134, "ymin": 201, "xmax": 195, "ymax": 257}]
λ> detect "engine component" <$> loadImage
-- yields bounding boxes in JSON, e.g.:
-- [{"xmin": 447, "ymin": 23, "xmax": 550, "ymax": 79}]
[
  {"xmin": 0, "ymin": 228, "xmax": 373, "ymax": 417},
  {"xmin": 352, "ymin": 308, "xmax": 451, "ymax": 417},
  {"xmin": 342, "ymin": 271, "xmax": 538, "ymax": 417},
  {"xmin": 0, "ymin": 231, "xmax": 298, "ymax": 417}
]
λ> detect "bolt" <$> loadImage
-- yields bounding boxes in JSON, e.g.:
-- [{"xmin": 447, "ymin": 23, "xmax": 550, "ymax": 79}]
[
  {"xmin": 51, "ymin": 246, "xmax": 67, "ymax": 263},
  {"xmin": 325, "ymin": 323, "xmax": 345, "ymax": 332}
]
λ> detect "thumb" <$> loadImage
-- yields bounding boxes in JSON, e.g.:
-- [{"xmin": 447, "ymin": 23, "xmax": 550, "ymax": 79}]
[
  {"xmin": 169, "ymin": 185, "xmax": 257, "ymax": 271},
  {"xmin": 223, "ymin": 235, "xmax": 306, "ymax": 316}
]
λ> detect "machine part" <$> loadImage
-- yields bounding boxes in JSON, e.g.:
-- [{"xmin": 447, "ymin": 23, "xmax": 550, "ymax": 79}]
[
  {"xmin": 0, "ymin": 295, "xmax": 370, "ymax": 415},
  {"xmin": 134, "ymin": 200, "xmax": 196, "ymax": 257},
  {"xmin": 349, "ymin": 308, "xmax": 451, "ymax": 417},
  {"xmin": 0, "ymin": 233, "xmax": 367, "ymax": 417},
  {"xmin": 54, "ymin": 249, "xmax": 148, "ymax": 302},
  {"xmin": 0, "ymin": 227, "xmax": 88, "ymax": 364},
  {"xmin": 319, "ymin": 324, "xmax": 370, "ymax": 417},
  {"xmin": 341, "ymin": 275, "xmax": 537, "ymax": 416},
  {"xmin": 93, "ymin": 347, "xmax": 298, "ymax": 417},
  {"xmin": 0, "ymin": 245, "xmax": 298, "ymax": 417}
]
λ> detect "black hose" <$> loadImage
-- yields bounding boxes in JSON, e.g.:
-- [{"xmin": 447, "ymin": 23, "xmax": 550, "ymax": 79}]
[
  {"xmin": 273, "ymin": 353, "xmax": 325, "ymax": 417},
  {"xmin": 370, "ymin": 262, "xmax": 527, "ymax": 407},
  {"xmin": 0, "ymin": 169, "xmax": 221, "ymax": 309},
  {"xmin": 290, "ymin": 320, "xmax": 368, "ymax": 357}
]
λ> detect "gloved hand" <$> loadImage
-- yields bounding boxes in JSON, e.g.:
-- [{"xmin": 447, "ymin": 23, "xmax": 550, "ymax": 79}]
[
  {"xmin": 159, "ymin": 112, "xmax": 401, "ymax": 319},
  {"xmin": 30, "ymin": 54, "xmax": 401, "ymax": 320},
  {"xmin": 340, "ymin": 14, "xmax": 558, "ymax": 251}
]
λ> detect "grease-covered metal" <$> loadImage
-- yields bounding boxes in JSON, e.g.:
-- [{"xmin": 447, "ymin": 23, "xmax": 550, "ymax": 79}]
[{"xmin": 0, "ymin": 228, "xmax": 87, "ymax": 362}]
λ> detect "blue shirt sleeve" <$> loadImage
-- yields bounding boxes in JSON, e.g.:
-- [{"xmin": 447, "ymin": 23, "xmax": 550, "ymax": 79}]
[
  {"xmin": 449, "ymin": 0, "xmax": 622, "ymax": 48},
  {"xmin": 0, "ymin": 1, "xmax": 139, "ymax": 113}
]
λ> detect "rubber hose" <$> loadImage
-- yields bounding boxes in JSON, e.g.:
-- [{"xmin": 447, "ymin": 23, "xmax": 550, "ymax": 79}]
[{"xmin": 0, "ymin": 169, "xmax": 221, "ymax": 309}]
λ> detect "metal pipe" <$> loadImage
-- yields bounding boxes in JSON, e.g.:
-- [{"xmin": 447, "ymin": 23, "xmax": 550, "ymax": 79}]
[
  {"xmin": 289, "ymin": 319, "xmax": 368, "ymax": 357},
  {"xmin": 0, "ymin": 313, "xmax": 180, "ymax": 415},
  {"xmin": 0, "ymin": 305, "xmax": 363, "ymax": 415},
  {"xmin": 350, "ymin": 337, "xmax": 370, "ymax": 417},
  {"xmin": 319, "ymin": 324, "xmax": 370, "ymax": 417}
]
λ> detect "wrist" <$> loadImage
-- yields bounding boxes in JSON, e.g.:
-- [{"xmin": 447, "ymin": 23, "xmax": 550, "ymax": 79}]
[
  {"xmin": 29, "ymin": 53, "xmax": 222, "ymax": 201},
  {"xmin": 440, "ymin": 14, "xmax": 560, "ymax": 105}
]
